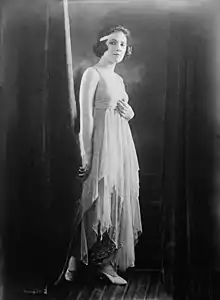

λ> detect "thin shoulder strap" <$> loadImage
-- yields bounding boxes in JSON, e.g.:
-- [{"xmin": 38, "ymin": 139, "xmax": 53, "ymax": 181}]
[{"xmin": 91, "ymin": 66, "xmax": 102, "ymax": 79}]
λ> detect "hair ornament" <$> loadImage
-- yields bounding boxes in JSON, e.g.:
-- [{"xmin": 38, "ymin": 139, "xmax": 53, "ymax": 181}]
[{"xmin": 99, "ymin": 35, "xmax": 111, "ymax": 42}]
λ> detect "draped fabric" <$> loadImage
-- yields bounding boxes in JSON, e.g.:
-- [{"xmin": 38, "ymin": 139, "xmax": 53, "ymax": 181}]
[
  {"xmin": 63, "ymin": 0, "xmax": 77, "ymax": 125},
  {"xmin": 78, "ymin": 67, "xmax": 142, "ymax": 270},
  {"xmin": 1, "ymin": 0, "xmax": 80, "ymax": 285}
]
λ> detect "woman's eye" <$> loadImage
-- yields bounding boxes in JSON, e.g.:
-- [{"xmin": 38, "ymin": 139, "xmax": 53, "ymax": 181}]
[{"xmin": 109, "ymin": 40, "xmax": 126, "ymax": 47}]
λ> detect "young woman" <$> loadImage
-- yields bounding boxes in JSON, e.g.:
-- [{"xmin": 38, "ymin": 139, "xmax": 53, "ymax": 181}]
[{"xmin": 65, "ymin": 25, "xmax": 142, "ymax": 285}]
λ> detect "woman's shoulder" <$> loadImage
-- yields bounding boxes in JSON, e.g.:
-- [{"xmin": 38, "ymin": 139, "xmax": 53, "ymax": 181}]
[
  {"xmin": 82, "ymin": 66, "xmax": 100, "ymax": 82},
  {"xmin": 84, "ymin": 65, "xmax": 100, "ymax": 75}
]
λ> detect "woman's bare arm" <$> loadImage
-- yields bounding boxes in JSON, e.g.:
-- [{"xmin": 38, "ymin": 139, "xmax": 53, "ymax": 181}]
[{"xmin": 79, "ymin": 67, "xmax": 99, "ymax": 167}]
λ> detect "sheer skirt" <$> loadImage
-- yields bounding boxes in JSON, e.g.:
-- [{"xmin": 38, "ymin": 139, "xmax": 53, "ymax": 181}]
[{"xmin": 77, "ymin": 108, "xmax": 142, "ymax": 271}]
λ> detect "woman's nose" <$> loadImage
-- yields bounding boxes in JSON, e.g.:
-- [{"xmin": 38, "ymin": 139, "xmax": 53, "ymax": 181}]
[{"xmin": 116, "ymin": 45, "xmax": 122, "ymax": 51}]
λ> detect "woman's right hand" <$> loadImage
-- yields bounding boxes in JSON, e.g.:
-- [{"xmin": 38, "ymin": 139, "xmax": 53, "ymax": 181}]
[
  {"xmin": 78, "ymin": 164, "xmax": 90, "ymax": 181},
  {"xmin": 78, "ymin": 155, "xmax": 91, "ymax": 181}
]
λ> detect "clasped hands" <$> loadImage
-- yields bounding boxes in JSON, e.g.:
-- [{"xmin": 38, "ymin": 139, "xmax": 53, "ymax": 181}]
[{"xmin": 115, "ymin": 99, "xmax": 134, "ymax": 121}]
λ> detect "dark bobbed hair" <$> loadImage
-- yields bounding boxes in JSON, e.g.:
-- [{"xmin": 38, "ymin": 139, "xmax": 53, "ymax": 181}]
[{"xmin": 93, "ymin": 25, "xmax": 132, "ymax": 59}]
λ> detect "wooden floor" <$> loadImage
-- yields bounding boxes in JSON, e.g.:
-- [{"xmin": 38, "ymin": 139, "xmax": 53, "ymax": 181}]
[
  {"xmin": 4, "ymin": 269, "xmax": 172, "ymax": 300},
  {"xmin": 5, "ymin": 267, "xmax": 220, "ymax": 299},
  {"xmin": 6, "ymin": 268, "xmax": 220, "ymax": 299}
]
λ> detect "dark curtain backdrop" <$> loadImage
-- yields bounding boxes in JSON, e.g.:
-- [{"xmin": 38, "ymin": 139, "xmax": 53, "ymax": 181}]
[
  {"xmin": 1, "ymin": 0, "xmax": 81, "ymax": 286},
  {"xmin": 0, "ymin": 0, "xmax": 219, "ymax": 289},
  {"xmin": 162, "ymin": 11, "xmax": 216, "ymax": 295}
]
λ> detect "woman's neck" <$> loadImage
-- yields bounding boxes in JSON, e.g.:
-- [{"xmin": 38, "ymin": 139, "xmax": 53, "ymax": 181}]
[{"xmin": 96, "ymin": 57, "xmax": 116, "ymax": 73}]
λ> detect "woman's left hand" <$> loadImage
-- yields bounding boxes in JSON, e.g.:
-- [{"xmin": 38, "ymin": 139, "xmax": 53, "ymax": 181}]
[{"xmin": 116, "ymin": 99, "xmax": 134, "ymax": 121}]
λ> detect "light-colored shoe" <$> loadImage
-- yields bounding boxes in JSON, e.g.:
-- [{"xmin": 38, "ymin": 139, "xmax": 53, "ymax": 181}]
[
  {"xmin": 64, "ymin": 269, "xmax": 76, "ymax": 282},
  {"xmin": 64, "ymin": 256, "xmax": 77, "ymax": 282},
  {"xmin": 100, "ymin": 271, "xmax": 127, "ymax": 285}
]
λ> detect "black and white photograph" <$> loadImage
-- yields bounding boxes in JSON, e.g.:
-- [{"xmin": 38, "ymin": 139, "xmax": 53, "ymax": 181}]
[{"xmin": 0, "ymin": 0, "xmax": 220, "ymax": 299}]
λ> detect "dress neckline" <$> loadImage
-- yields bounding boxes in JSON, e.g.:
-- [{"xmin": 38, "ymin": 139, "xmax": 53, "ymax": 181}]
[{"xmin": 93, "ymin": 65, "xmax": 120, "ymax": 79}]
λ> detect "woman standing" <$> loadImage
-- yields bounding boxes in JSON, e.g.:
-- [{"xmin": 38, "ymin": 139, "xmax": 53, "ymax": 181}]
[{"xmin": 65, "ymin": 25, "xmax": 142, "ymax": 285}]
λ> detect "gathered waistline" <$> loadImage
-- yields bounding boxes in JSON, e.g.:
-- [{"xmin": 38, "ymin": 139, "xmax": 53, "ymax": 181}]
[{"xmin": 94, "ymin": 105, "xmax": 117, "ymax": 110}]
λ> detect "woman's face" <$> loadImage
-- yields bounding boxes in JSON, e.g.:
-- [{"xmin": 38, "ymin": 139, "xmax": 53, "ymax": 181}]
[{"xmin": 103, "ymin": 31, "xmax": 127, "ymax": 64}]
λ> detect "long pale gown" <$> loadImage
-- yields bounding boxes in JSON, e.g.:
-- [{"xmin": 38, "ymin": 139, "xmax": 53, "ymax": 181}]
[{"xmin": 78, "ymin": 66, "xmax": 142, "ymax": 271}]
